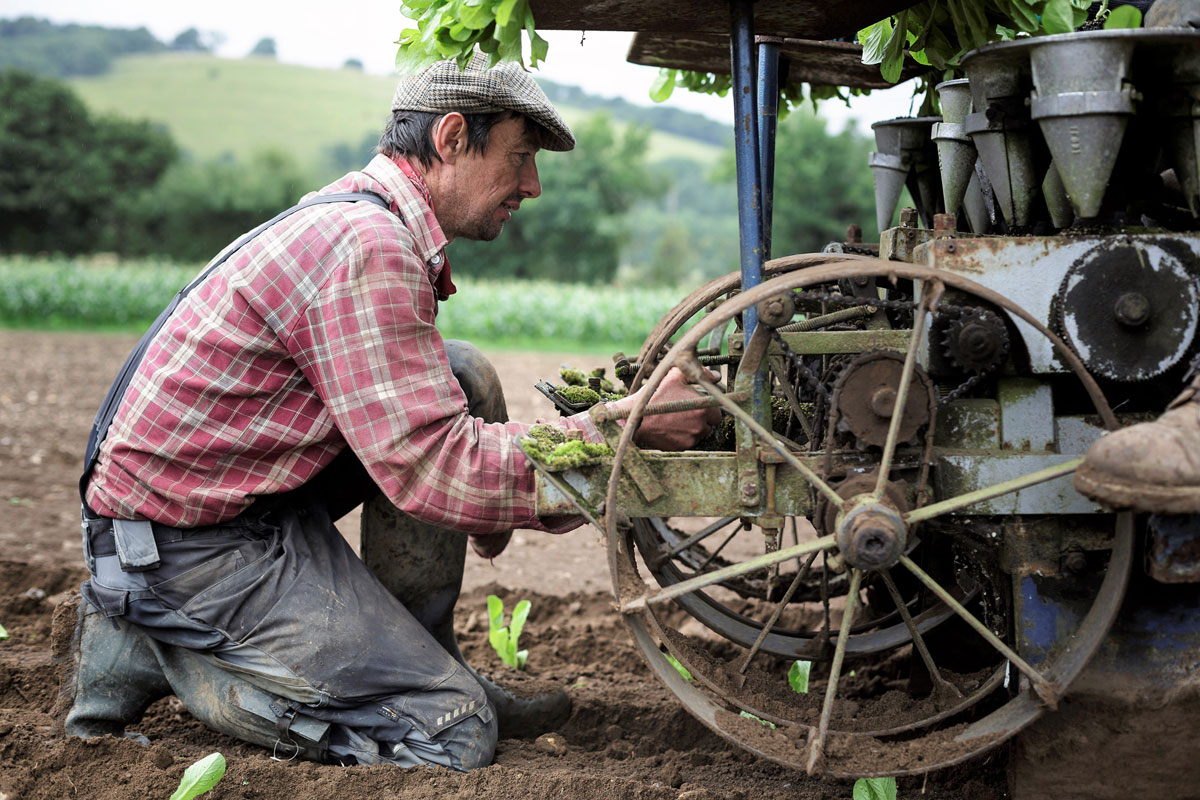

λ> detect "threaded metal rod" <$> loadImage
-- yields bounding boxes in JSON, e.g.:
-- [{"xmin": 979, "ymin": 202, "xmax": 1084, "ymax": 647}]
[
  {"xmin": 591, "ymin": 392, "xmax": 748, "ymax": 423},
  {"xmin": 777, "ymin": 304, "xmax": 877, "ymax": 332}
]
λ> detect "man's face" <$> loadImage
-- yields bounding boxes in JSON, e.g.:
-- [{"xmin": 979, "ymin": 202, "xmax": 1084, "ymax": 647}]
[{"xmin": 441, "ymin": 115, "xmax": 542, "ymax": 241}]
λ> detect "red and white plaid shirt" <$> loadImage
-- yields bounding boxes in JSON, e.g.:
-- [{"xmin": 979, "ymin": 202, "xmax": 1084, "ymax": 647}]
[{"xmin": 86, "ymin": 154, "xmax": 597, "ymax": 534}]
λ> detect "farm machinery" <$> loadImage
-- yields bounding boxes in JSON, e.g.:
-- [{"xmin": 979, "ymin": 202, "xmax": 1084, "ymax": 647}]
[{"xmin": 523, "ymin": 2, "xmax": 1200, "ymax": 794}]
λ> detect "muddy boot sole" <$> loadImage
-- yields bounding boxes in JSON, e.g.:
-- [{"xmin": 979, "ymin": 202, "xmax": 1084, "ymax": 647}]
[{"xmin": 1075, "ymin": 463, "xmax": 1200, "ymax": 514}]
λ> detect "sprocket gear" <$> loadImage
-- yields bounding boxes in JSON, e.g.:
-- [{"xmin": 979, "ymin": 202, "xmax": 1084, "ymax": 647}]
[
  {"xmin": 941, "ymin": 308, "xmax": 1010, "ymax": 375},
  {"xmin": 1055, "ymin": 242, "xmax": 1199, "ymax": 382}
]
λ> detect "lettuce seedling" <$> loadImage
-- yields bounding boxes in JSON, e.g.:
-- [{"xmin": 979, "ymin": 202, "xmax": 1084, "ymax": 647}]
[
  {"xmin": 738, "ymin": 711, "xmax": 776, "ymax": 729},
  {"xmin": 169, "ymin": 752, "xmax": 226, "ymax": 800},
  {"xmin": 787, "ymin": 660, "xmax": 812, "ymax": 693},
  {"xmin": 852, "ymin": 776, "xmax": 897, "ymax": 800},
  {"xmin": 487, "ymin": 594, "xmax": 530, "ymax": 670},
  {"xmin": 0, "ymin": 622, "xmax": 8, "ymax": 640},
  {"xmin": 663, "ymin": 652, "xmax": 694, "ymax": 681}
]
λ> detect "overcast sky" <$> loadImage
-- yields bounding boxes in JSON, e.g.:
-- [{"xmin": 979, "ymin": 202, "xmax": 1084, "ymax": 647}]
[{"xmin": 1, "ymin": 0, "xmax": 918, "ymax": 131}]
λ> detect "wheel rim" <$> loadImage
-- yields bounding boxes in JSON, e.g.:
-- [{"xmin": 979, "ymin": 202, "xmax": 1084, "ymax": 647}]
[{"xmin": 605, "ymin": 258, "xmax": 1134, "ymax": 777}]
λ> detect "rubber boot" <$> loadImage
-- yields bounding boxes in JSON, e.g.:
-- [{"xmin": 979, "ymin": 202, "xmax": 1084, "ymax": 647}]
[
  {"xmin": 360, "ymin": 497, "xmax": 571, "ymax": 739},
  {"xmin": 1076, "ymin": 369, "xmax": 1200, "ymax": 513},
  {"xmin": 54, "ymin": 591, "xmax": 171, "ymax": 742}
]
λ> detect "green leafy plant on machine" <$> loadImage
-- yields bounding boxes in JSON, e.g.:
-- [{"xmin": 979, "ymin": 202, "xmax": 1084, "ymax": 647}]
[
  {"xmin": 853, "ymin": 776, "xmax": 898, "ymax": 800},
  {"xmin": 169, "ymin": 752, "xmax": 226, "ymax": 800},
  {"xmin": 487, "ymin": 594, "xmax": 530, "ymax": 670},
  {"xmin": 396, "ymin": 0, "xmax": 548, "ymax": 73}
]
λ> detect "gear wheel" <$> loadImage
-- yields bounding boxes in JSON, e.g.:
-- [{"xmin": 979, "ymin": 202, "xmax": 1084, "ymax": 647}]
[
  {"xmin": 1056, "ymin": 241, "xmax": 1200, "ymax": 382},
  {"xmin": 942, "ymin": 309, "xmax": 1010, "ymax": 375},
  {"xmin": 833, "ymin": 350, "xmax": 935, "ymax": 448}
]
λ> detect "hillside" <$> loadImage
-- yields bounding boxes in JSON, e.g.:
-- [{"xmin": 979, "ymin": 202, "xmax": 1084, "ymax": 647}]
[{"xmin": 69, "ymin": 53, "xmax": 723, "ymax": 174}]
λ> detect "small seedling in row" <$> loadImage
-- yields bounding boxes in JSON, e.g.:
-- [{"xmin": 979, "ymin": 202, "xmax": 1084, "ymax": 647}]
[
  {"xmin": 169, "ymin": 752, "xmax": 226, "ymax": 800},
  {"xmin": 852, "ymin": 776, "xmax": 897, "ymax": 800},
  {"xmin": 738, "ymin": 711, "xmax": 776, "ymax": 729},
  {"xmin": 487, "ymin": 594, "xmax": 530, "ymax": 670},
  {"xmin": 0, "ymin": 622, "xmax": 8, "ymax": 640},
  {"xmin": 787, "ymin": 660, "xmax": 811, "ymax": 693},
  {"xmin": 663, "ymin": 652, "xmax": 694, "ymax": 681}
]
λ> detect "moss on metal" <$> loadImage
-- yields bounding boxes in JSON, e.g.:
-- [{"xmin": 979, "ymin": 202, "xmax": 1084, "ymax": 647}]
[{"xmin": 520, "ymin": 431, "xmax": 613, "ymax": 470}]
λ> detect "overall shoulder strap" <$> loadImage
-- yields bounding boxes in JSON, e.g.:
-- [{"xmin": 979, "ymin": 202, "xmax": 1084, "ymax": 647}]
[{"xmin": 80, "ymin": 191, "xmax": 390, "ymax": 512}]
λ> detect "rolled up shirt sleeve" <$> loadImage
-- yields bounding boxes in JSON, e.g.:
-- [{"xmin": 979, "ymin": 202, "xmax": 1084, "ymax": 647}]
[{"xmin": 287, "ymin": 225, "xmax": 598, "ymax": 534}]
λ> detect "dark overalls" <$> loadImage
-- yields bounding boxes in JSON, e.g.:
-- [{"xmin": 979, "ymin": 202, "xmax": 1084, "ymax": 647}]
[{"xmin": 74, "ymin": 193, "xmax": 502, "ymax": 769}]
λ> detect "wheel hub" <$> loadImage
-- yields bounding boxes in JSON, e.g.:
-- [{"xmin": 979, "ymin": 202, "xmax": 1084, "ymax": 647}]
[{"xmin": 837, "ymin": 497, "xmax": 907, "ymax": 570}]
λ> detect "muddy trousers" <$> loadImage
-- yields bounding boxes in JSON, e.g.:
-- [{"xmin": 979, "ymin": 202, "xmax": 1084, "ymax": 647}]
[{"xmin": 77, "ymin": 340, "xmax": 505, "ymax": 769}]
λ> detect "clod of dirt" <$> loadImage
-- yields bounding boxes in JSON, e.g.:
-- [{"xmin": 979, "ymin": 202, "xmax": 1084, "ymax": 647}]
[
  {"xmin": 148, "ymin": 745, "xmax": 174, "ymax": 770},
  {"xmin": 532, "ymin": 732, "xmax": 567, "ymax": 756}
]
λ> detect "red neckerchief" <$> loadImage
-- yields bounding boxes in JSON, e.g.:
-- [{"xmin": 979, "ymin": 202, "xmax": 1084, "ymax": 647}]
[{"xmin": 390, "ymin": 155, "xmax": 457, "ymax": 301}]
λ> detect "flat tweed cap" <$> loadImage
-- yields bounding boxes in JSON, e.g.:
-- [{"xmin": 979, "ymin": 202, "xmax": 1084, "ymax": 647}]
[{"xmin": 391, "ymin": 51, "xmax": 575, "ymax": 151}]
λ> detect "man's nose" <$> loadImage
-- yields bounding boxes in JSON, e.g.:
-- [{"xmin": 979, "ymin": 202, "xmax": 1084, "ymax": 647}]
[{"xmin": 519, "ymin": 158, "xmax": 541, "ymax": 199}]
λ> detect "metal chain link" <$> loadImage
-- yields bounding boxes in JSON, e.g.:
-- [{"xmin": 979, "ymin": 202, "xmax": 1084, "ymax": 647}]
[{"xmin": 785, "ymin": 288, "xmax": 1003, "ymax": 405}]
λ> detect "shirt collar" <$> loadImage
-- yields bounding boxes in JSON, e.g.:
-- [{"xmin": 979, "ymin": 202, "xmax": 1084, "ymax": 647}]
[{"xmin": 360, "ymin": 154, "xmax": 455, "ymax": 298}]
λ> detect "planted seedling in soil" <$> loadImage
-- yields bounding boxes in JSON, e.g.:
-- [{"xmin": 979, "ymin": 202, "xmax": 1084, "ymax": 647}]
[
  {"xmin": 788, "ymin": 659, "xmax": 812, "ymax": 693},
  {"xmin": 487, "ymin": 594, "xmax": 530, "ymax": 670},
  {"xmin": 663, "ymin": 652, "xmax": 694, "ymax": 681},
  {"xmin": 169, "ymin": 752, "xmax": 226, "ymax": 800},
  {"xmin": 738, "ymin": 711, "xmax": 776, "ymax": 729},
  {"xmin": 0, "ymin": 622, "xmax": 8, "ymax": 640},
  {"xmin": 853, "ymin": 776, "xmax": 897, "ymax": 800}
]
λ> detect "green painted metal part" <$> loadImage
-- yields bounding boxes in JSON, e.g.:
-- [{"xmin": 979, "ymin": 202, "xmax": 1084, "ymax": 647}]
[{"xmin": 729, "ymin": 329, "xmax": 912, "ymax": 355}]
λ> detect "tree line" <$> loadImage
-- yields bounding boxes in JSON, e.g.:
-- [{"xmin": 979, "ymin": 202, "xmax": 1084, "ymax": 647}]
[{"xmin": 0, "ymin": 16, "xmax": 883, "ymax": 286}]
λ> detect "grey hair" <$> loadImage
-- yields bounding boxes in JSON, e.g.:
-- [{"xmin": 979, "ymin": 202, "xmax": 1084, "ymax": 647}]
[{"xmin": 377, "ymin": 110, "xmax": 555, "ymax": 168}]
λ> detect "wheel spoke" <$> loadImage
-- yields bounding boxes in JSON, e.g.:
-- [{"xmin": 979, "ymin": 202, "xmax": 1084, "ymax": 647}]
[
  {"xmin": 879, "ymin": 570, "xmax": 963, "ymax": 699},
  {"xmin": 621, "ymin": 535, "xmax": 837, "ymax": 613},
  {"xmin": 904, "ymin": 457, "xmax": 1083, "ymax": 525},
  {"xmin": 899, "ymin": 555, "xmax": 1059, "ymax": 708},
  {"xmin": 662, "ymin": 517, "xmax": 740, "ymax": 560},
  {"xmin": 697, "ymin": 525, "xmax": 742, "ymax": 571},
  {"xmin": 736, "ymin": 549, "xmax": 821, "ymax": 674},
  {"xmin": 807, "ymin": 568, "xmax": 862, "ymax": 775},
  {"xmin": 686, "ymin": 372, "xmax": 845, "ymax": 510},
  {"xmin": 873, "ymin": 280, "xmax": 941, "ymax": 500}
]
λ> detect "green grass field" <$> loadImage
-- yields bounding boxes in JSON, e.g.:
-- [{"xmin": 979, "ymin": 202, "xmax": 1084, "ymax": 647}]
[
  {"xmin": 0, "ymin": 256, "xmax": 686, "ymax": 355},
  {"xmin": 69, "ymin": 54, "xmax": 721, "ymax": 171}
]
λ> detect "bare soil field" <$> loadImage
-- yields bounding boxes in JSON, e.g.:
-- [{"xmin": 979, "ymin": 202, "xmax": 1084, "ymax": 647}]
[{"xmin": 0, "ymin": 329, "xmax": 1006, "ymax": 800}]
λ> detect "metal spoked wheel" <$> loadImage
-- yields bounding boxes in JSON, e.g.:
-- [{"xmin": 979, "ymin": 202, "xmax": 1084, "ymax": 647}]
[{"xmin": 605, "ymin": 258, "xmax": 1134, "ymax": 777}]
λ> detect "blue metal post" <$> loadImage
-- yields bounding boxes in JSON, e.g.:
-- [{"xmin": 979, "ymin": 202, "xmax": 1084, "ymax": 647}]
[
  {"xmin": 729, "ymin": 0, "xmax": 763, "ymax": 337},
  {"xmin": 757, "ymin": 39, "xmax": 780, "ymax": 262}
]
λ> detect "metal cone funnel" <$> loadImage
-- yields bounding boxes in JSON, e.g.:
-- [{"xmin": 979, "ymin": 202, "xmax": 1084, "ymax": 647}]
[
  {"xmin": 962, "ymin": 46, "xmax": 1039, "ymax": 227},
  {"xmin": 962, "ymin": 166, "xmax": 990, "ymax": 234},
  {"xmin": 934, "ymin": 132, "xmax": 977, "ymax": 217},
  {"xmin": 1042, "ymin": 161, "xmax": 1074, "ymax": 228},
  {"xmin": 936, "ymin": 79, "xmax": 972, "ymax": 125},
  {"xmin": 909, "ymin": 162, "xmax": 945, "ymax": 228},
  {"xmin": 969, "ymin": 127, "xmax": 1039, "ymax": 228},
  {"xmin": 870, "ymin": 152, "xmax": 909, "ymax": 233},
  {"xmin": 870, "ymin": 117, "xmax": 939, "ymax": 231},
  {"xmin": 1035, "ymin": 114, "xmax": 1130, "ymax": 218},
  {"xmin": 1029, "ymin": 36, "xmax": 1136, "ymax": 219}
]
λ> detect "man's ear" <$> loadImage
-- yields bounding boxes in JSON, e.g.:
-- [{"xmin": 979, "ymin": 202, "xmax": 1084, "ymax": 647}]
[{"xmin": 432, "ymin": 112, "xmax": 469, "ymax": 164}]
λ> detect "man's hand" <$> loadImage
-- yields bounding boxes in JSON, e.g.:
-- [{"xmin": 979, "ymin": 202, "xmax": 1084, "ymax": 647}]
[{"xmin": 609, "ymin": 367, "xmax": 721, "ymax": 450}]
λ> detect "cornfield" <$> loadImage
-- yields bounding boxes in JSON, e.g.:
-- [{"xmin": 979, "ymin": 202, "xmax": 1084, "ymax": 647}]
[{"xmin": 0, "ymin": 257, "xmax": 684, "ymax": 352}]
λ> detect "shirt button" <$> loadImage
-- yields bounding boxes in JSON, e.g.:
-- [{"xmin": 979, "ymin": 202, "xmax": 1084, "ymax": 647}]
[{"xmin": 428, "ymin": 253, "xmax": 443, "ymax": 266}]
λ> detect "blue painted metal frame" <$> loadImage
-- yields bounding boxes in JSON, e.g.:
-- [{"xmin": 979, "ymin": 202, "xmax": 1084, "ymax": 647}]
[
  {"xmin": 757, "ymin": 39, "xmax": 781, "ymax": 262},
  {"xmin": 729, "ymin": 0, "xmax": 764, "ymax": 338}
]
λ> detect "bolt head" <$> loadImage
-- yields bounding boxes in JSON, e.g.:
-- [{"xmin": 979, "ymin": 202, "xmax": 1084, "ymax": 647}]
[
  {"xmin": 1113, "ymin": 292, "xmax": 1151, "ymax": 327},
  {"xmin": 870, "ymin": 387, "xmax": 897, "ymax": 417}
]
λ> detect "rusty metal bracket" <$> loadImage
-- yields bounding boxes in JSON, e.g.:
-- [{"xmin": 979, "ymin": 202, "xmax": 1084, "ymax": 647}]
[{"xmin": 590, "ymin": 409, "xmax": 667, "ymax": 505}]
